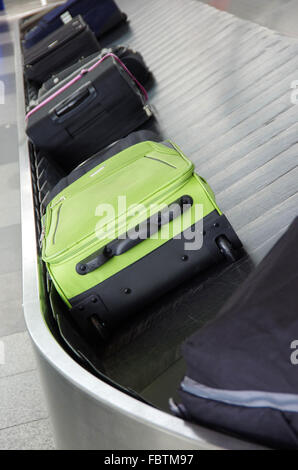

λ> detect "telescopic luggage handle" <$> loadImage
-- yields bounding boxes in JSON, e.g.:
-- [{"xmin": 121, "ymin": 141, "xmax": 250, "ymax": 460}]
[
  {"xmin": 50, "ymin": 82, "xmax": 97, "ymax": 123},
  {"xmin": 76, "ymin": 195, "xmax": 193, "ymax": 275},
  {"xmin": 25, "ymin": 53, "xmax": 148, "ymax": 121}
]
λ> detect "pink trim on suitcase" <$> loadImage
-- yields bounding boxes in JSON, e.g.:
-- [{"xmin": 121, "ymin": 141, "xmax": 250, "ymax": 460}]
[{"xmin": 25, "ymin": 53, "xmax": 148, "ymax": 120}]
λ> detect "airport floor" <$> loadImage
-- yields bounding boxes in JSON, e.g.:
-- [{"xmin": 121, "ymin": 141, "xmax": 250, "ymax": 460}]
[
  {"xmin": 0, "ymin": 0, "xmax": 297, "ymax": 450},
  {"xmin": 0, "ymin": 0, "xmax": 61, "ymax": 451}
]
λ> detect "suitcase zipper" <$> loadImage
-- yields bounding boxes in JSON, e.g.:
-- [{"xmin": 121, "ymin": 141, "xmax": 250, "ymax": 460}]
[
  {"xmin": 50, "ymin": 196, "xmax": 66, "ymax": 209},
  {"xmin": 143, "ymin": 104, "xmax": 152, "ymax": 117},
  {"xmin": 144, "ymin": 155, "xmax": 177, "ymax": 169},
  {"xmin": 52, "ymin": 203, "xmax": 63, "ymax": 245}
]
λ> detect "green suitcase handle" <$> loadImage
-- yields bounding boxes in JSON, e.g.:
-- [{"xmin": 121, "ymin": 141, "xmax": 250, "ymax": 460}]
[{"xmin": 76, "ymin": 195, "xmax": 193, "ymax": 276}]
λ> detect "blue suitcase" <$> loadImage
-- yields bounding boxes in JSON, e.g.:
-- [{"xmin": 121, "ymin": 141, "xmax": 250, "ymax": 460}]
[{"xmin": 24, "ymin": 0, "xmax": 126, "ymax": 49}]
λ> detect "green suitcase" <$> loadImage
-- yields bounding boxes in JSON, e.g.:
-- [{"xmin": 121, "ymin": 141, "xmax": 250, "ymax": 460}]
[{"xmin": 42, "ymin": 138, "xmax": 242, "ymax": 336}]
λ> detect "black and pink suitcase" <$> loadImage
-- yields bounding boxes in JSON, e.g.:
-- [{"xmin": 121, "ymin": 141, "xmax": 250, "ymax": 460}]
[
  {"xmin": 24, "ymin": 16, "xmax": 101, "ymax": 85},
  {"xmin": 38, "ymin": 46, "xmax": 152, "ymax": 97},
  {"xmin": 26, "ymin": 53, "xmax": 153, "ymax": 172}
]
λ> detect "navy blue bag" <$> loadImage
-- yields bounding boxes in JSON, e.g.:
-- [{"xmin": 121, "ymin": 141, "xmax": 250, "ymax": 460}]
[
  {"xmin": 24, "ymin": 0, "xmax": 126, "ymax": 49},
  {"xmin": 174, "ymin": 218, "xmax": 298, "ymax": 449}
]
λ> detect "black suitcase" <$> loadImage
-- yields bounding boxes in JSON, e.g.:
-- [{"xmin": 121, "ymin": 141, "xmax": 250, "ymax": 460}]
[
  {"xmin": 26, "ymin": 54, "xmax": 153, "ymax": 172},
  {"xmin": 24, "ymin": 16, "xmax": 101, "ymax": 85},
  {"xmin": 24, "ymin": 0, "xmax": 126, "ymax": 49},
  {"xmin": 174, "ymin": 217, "xmax": 298, "ymax": 449},
  {"xmin": 38, "ymin": 46, "xmax": 151, "ymax": 97}
]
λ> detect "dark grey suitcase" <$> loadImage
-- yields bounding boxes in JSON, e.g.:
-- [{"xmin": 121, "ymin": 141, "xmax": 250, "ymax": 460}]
[
  {"xmin": 23, "ymin": 16, "xmax": 101, "ymax": 85},
  {"xmin": 24, "ymin": 0, "xmax": 126, "ymax": 48},
  {"xmin": 26, "ymin": 54, "xmax": 152, "ymax": 172}
]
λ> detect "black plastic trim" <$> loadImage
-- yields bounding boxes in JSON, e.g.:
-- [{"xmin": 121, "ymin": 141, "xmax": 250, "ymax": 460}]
[{"xmin": 70, "ymin": 211, "xmax": 242, "ymax": 334}]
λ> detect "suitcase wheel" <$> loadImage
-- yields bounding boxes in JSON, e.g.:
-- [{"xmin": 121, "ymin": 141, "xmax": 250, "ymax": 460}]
[
  {"xmin": 89, "ymin": 314, "xmax": 110, "ymax": 342},
  {"xmin": 216, "ymin": 235, "xmax": 239, "ymax": 263}
]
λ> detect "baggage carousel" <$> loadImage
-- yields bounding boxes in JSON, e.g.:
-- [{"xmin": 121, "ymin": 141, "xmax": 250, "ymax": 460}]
[{"xmin": 15, "ymin": 0, "xmax": 298, "ymax": 449}]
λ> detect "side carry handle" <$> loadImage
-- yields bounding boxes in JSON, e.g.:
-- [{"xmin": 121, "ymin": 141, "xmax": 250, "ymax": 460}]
[
  {"xmin": 76, "ymin": 195, "xmax": 193, "ymax": 276},
  {"xmin": 50, "ymin": 82, "xmax": 97, "ymax": 123}
]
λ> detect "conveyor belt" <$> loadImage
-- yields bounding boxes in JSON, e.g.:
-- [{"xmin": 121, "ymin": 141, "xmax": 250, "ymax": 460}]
[
  {"xmin": 13, "ymin": 0, "xmax": 297, "ymax": 450},
  {"xmin": 84, "ymin": 0, "xmax": 298, "ymax": 404},
  {"xmin": 18, "ymin": 0, "xmax": 298, "ymax": 411},
  {"xmin": 112, "ymin": 0, "xmax": 298, "ymax": 259}
]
